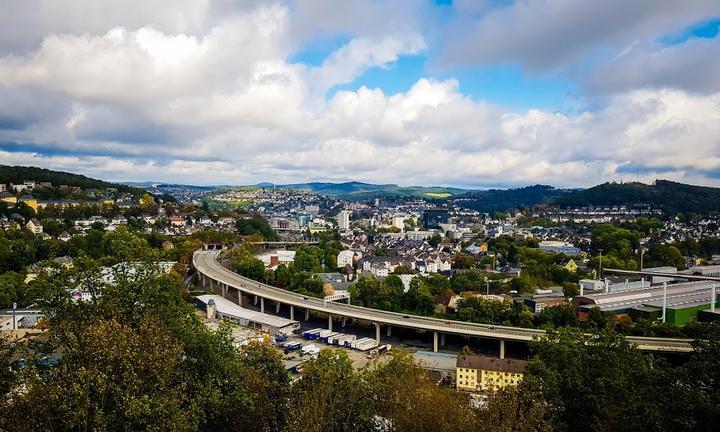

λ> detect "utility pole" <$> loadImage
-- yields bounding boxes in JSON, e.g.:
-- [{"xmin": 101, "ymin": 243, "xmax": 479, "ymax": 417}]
[{"xmin": 639, "ymin": 247, "xmax": 645, "ymax": 271}]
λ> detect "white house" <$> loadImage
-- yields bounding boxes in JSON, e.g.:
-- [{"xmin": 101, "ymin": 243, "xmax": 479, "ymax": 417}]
[
  {"xmin": 337, "ymin": 250, "xmax": 361, "ymax": 268},
  {"xmin": 26, "ymin": 218, "xmax": 43, "ymax": 234}
]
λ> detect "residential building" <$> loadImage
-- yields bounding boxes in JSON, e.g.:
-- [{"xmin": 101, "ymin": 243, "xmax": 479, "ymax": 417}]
[
  {"xmin": 456, "ymin": 355, "xmax": 527, "ymax": 392},
  {"xmin": 563, "ymin": 258, "xmax": 578, "ymax": 273},
  {"xmin": 26, "ymin": 218, "xmax": 43, "ymax": 234},
  {"xmin": 0, "ymin": 184, "xmax": 5, "ymax": 192},
  {"xmin": 0, "ymin": 191, "xmax": 17, "ymax": 205},
  {"xmin": 337, "ymin": 210, "xmax": 351, "ymax": 230},
  {"xmin": 337, "ymin": 250, "xmax": 361, "ymax": 268},
  {"xmin": 422, "ymin": 208, "xmax": 449, "ymax": 229},
  {"xmin": 18, "ymin": 195, "xmax": 38, "ymax": 212},
  {"xmin": 539, "ymin": 241, "xmax": 582, "ymax": 255}
]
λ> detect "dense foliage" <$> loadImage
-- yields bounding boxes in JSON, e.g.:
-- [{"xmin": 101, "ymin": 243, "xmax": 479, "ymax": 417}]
[
  {"xmin": 0, "ymin": 165, "xmax": 144, "ymax": 196},
  {"xmin": 553, "ymin": 180, "xmax": 720, "ymax": 215},
  {"xmin": 451, "ymin": 185, "xmax": 568, "ymax": 213},
  {"xmin": 0, "ymin": 260, "xmax": 552, "ymax": 432}
]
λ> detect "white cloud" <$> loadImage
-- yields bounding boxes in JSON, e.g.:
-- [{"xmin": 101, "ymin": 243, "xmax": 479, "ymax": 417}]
[
  {"xmin": 439, "ymin": 0, "xmax": 720, "ymax": 72},
  {"xmin": 0, "ymin": 1, "xmax": 719, "ymax": 189}
]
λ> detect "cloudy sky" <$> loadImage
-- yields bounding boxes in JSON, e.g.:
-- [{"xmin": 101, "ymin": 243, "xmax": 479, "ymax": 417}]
[{"xmin": 0, "ymin": 0, "xmax": 719, "ymax": 188}]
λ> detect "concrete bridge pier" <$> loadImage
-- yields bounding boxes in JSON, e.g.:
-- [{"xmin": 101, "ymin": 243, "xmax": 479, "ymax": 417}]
[
  {"xmin": 386, "ymin": 325, "xmax": 392, "ymax": 337},
  {"xmin": 260, "ymin": 297, "xmax": 265, "ymax": 314},
  {"xmin": 374, "ymin": 322, "xmax": 381, "ymax": 344},
  {"xmin": 253, "ymin": 295, "xmax": 258, "ymax": 306},
  {"xmin": 433, "ymin": 332, "xmax": 439, "ymax": 352},
  {"xmin": 305, "ymin": 309, "xmax": 310, "ymax": 321},
  {"xmin": 500, "ymin": 340, "xmax": 505, "ymax": 359},
  {"xmin": 328, "ymin": 314, "xmax": 333, "ymax": 332},
  {"xmin": 440, "ymin": 333, "xmax": 446, "ymax": 347},
  {"xmin": 290, "ymin": 305, "xmax": 294, "ymax": 321},
  {"xmin": 275, "ymin": 301, "xmax": 280, "ymax": 314}
]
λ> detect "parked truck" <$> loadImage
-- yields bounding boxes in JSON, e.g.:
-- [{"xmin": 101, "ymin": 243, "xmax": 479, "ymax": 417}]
[
  {"xmin": 283, "ymin": 342, "xmax": 303, "ymax": 354},
  {"xmin": 302, "ymin": 329, "xmax": 322, "ymax": 340}
]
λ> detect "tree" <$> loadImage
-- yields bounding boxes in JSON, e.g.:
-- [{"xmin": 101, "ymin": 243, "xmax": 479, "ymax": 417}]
[
  {"xmin": 561, "ymin": 282, "xmax": 579, "ymax": 298},
  {"xmin": 0, "ymin": 271, "xmax": 25, "ymax": 309},
  {"xmin": 234, "ymin": 250, "xmax": 266, "ymax": 282},
  {"xmin": 287, "ymin": 350, "xmax": 374, "ymax": 432},
  {"xmin": 523, "ymin": 328, "xmax": 665, "ymax": 431}
]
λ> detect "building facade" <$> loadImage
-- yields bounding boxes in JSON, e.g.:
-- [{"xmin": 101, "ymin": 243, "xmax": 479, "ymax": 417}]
[{"xmin": 456, "ymin": 355, "xmax": 527, "ymax": 392}]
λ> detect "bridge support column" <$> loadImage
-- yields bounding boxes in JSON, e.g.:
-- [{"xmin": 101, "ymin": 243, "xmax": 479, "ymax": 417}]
[
  {"xmin": 254, "ymin": 295, "xmax": 258, "ymax": 306},
  {"xmin": 386, "ymin": 325, "xmax": 391, "ymax": 337},
  {"xmin": 375, "ymin": 322, "xmax": 380, "ymax": 345},
  {"xmin": 328, "ymin": 314, "xmax": 333, "ymax": 332},
  {"xmin": 221, "ymin": 283, "xmax": 227, "ymax": 298},
  {"xmin": 499, "ymin": 340, "xmax": 505, "ymax": 359},
  {"xmin": 440, "ymin": 333, "xmax": 446, "ymax": 347},
  {"xmin": 260, "ymin": 298, "xmax": 265, "ymax": 314},
  {"xmin": 238, "ymin": 290, "xmax": 243, "ymax": 306},
  {"xmin": 290, "ymin": 305, "xmax": 294, "ymax": 321},
  {"xmin": 305, "ymin": 309, "xmax": 309, "ymax": 321},
  {"xmin": 342, "ymin": 317, "xmax": 347, "ymax": 328},
  {"xmin": 275, "ymin": 302, "xmax": 280, "ymax": 314},
  {"xmin": 347, "ymin": 297, "xmax": 351, "ymax": 304},
  {"xmin": 433, "ymin": 332, "xmax": 439, "ymax": 353}
]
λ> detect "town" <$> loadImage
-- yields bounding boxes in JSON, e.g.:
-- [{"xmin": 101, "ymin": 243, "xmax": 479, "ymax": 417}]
[{"xmin": 2, "ymin": 170, "xmax": 720, "ymax": 408}]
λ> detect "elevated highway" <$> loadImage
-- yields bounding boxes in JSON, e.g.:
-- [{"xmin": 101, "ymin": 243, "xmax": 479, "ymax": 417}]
[{"xmin": 194, "ymin": 250, "xmax": 694, "ymax": 354}]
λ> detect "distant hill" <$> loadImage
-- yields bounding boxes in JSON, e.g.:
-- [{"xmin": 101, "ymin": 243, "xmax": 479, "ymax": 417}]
[
  {"xmin": 553, "ymin": 180, "xmax": 720, "ymax": 215},
  {"xmin": 255, "ymin": 181, "xmax": 469, "ymax": 200},
  {"xmin": 0, "ymin": 165, "xmax": 144, "ymax": 195},
  {"xmin": 449, "ymin": 185, "xmax": 571, "ymax": 213}
]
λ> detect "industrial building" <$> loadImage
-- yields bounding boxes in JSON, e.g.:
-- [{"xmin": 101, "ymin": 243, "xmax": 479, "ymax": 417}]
[
  {"xmin": 573, "ymin": 280, "xmax": 719, "ymax": 326},
  {"xmin": 195, "ymin": 294, "xmax": 300, "ymax": 335}
]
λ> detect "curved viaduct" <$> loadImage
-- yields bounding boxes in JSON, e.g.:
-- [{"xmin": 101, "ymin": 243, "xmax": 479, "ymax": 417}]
[{"xmin": 193, "ymin": 250, "xmax": 693, "ymax": 354}]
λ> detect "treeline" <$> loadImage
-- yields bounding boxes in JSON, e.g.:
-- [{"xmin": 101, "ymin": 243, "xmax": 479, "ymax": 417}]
[
  {"xmin": 0, "ymin": 224, "xmax": 209, "ymax": 309},
  {"xmin": 553, "ymin": 180, "xmax": 720, "ymax": 215},
  {"xmin": 0, "ymin": 165, "xmax": 143, "ymax": 195},
  {"xmin": 451, "ymin": 184, "xmax": 567, "ymax": 213},
  {"xmin": 1, "ymin": 260, "xmax": 718, "ymax": 431}
]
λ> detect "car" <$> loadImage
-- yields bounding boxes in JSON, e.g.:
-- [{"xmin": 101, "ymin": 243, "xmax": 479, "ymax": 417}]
[{"xmin": 402, "ymin": 315, "xmax": 410, "ymax": 319}]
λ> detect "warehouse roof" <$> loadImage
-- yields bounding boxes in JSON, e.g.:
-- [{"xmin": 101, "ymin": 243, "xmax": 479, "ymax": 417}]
[{"xmin": 196, "ymin": 294, "xmax": 298, "ymax": 328}]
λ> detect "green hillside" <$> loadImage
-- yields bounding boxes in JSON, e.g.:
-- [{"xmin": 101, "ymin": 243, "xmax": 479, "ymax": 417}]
[
  {"xmin": 553, "ymin": 180, "xmax": 720, "ymax": 215},
  {"xmin": 257, "ymin": 181, "xmax": 468, "ymax": 200},
  {"xmin": 450, "ymin": 185, "xmax": 570, "ymax": 212},
  {"xmin": 0, "ymin": 165, "xmax": 147, "ymax": 198}
]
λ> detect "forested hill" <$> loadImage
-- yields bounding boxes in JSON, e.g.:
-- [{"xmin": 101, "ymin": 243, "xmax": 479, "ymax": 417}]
[
  {"xmin": 450, "ymin": 185, "xmax": 570, "ymax": 213},
  {"xmin": 552, "ymin": 180, "xmax": 720, "ymax": 215},
  {"xmin": 0, "ymin": 165, "xmax": 142, "ymax": 194}
]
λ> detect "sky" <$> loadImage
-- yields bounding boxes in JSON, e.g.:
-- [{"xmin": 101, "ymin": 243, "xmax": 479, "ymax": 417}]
[{"xmin": 0, "ymin": 0, "xmax": 719, "ymax": 189}]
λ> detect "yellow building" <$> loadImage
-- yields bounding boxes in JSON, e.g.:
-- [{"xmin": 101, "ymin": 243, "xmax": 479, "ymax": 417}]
[
  {"xmin": 19, "ymin": 196, "xmax": 38, "ymax": 212},
  {"xmin": 563, "ymin": 258, "xmax": 578, "ymax": 273},
  {"xmin": 0, "ymin": 191, "xmax": 17, "ymax": 205},
  {"xmin": 456, "ymin": 355, "xmax": 527, "ymax": 392}
]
